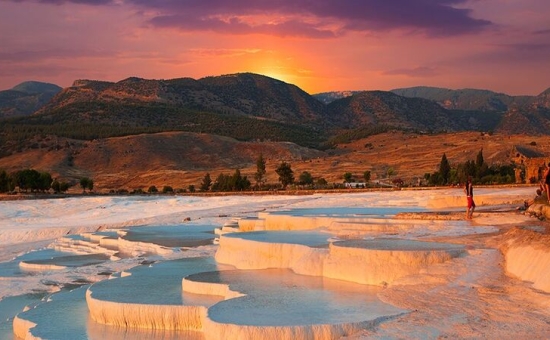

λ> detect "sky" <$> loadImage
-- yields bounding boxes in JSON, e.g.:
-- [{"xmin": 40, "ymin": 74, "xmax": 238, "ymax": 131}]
[{"xmin": 0, "ymin": 0, "xmax": 549, "ymax": 95}]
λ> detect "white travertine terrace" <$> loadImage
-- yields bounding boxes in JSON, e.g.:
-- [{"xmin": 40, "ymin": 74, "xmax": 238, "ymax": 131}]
[
  {"xmin": 324, "ymin": 239, "xmax": 464, "ymax": 285},
  {"xmin": 8, "ymin": 188, "xmax": 548, "ymax": 340},
  {"xmin": 19, "ymin": 253, "xmax": 110, "ymax": 272},
  {"xmin": 183, "ymin": 269, "xmax": 405, "ymax": 340},
  {"xmin": 501, "ymin": 227, "xmax": 550, "ymax": 293},
  {"xmin": 12, "ymin": 315, "xmax": 37, "ymax": 340},
  {"xmin": 86, "ymin": 291, "xmax": 209, "ymax": 330},
  {"xmin": 86, "ymin": 257, "xmax": 227, "ymax": 330},
  {"xmin": 424, "ymin": 189, "xmax": 528, "ymax": 209},
  {"xmin": 18, "ymin": 262, "xmax": 67, "ymax": 271},
  {"xmin": 216, "ymin": 232, "xmax": 465, "ymax": 286}
]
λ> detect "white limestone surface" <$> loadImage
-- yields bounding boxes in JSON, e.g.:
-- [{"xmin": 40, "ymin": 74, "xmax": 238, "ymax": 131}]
[
  {"xmin": 501, "ymin": 227, "xmax": 550, "ymax": 293},
  {"xmin": 186, "ymin": 269, "xmax": 405, "ymax": 340},
  {"xmin": 216, "ymin": 232, "xmax": 465, "ymax": 285},
  {"xmin": 215, "ymin": 231, "xmax": 330, "ymax": 276},
  {"xmin": 255, "ymin": 207, "xmax": 414, "ymax": 231},
  {"xmin": 86, "ymin": 257, "xmax": 229, "ymax": 330},
  {"xmin": 424, "ymin": 187, "xmax": 532, "ymax": 209},
  {"xmin": 324, "ymin": 239, "xmax": 465, "ymax": 285}
]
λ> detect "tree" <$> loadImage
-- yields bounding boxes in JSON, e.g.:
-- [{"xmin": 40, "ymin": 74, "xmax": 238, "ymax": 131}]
[
  {"xmin": 188, "ymin": 184, "xmax": 196, "ymax": 193},
  {"xmin": 439, "ymin": 153, "xmax": 451, "ymax": 184},
  {"xmin": 14, "ymin": 169, "xmax": 42, "ymax": 192},
  {"xmin": 275, "ymin": 162, "xmax": 294, "ymax": 188},
  {"xmin": 51, "ymin": 180, "xmax": 61, "ymax": 193},
  {"xmin": 316, "ymin": 178, "xmax": 328, "ymax": 186},
  {"xmin": 475, "ymin": 149, "xmax": 487, "ymax": 178},
  {"xmin": 476, "ymin": 149, "xmax": 484, "ymax": 169},
  {"xmin": 162, "ymin": 186, "xmax": 174, "ymax": 193},
  {"xmin": 37, "ymin": 172, "xmax": 52, "ymax": 192},
  {"xmin": 254, "ymin": 153, "xmax": 266, "ymax": 187},
  {"xmin": 87, "ymin": 179, "xmax": 94, "ymax": 192},
  {"xmin": 231, "ymin": 169, "xmax": 251, "ymax": 191},
  {"xmin": 200, "ymin": 173, "xmax": 212, "ymax": 192},
  {"xmin": 0, "ymin": 170, "xmax": 10, "ymax": 193},
  {"xmin": 363, "ymin": 170, "xmax": 371, "ymax": 183},
  {"xmin": 148, "ymin": 185, "xmax": 158, "ymax": 193},
  {"xmin": 80, "ymin": 177, "xmax": 92, "ymax": 193},
  {"xmin": 59, "ymin": 181, "xmax": 70, "ymax": 193},
  {"xmin": 387, "ymin": 167, "xmax": 395, "ymax": 180},
  {"xmin": 298, "ymin": 171, "xmax": 313, "ymax": 186},
  {"xmin": 343, "ymin": 172, "xmax": 353, "ymax": 183}
]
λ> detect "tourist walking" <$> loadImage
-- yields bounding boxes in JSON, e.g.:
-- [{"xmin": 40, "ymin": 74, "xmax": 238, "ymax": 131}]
[
  {"xmin": 464, "ymin": 176, "xmax": 475, "ymax": 219},
  {"xmin": 544, "ymin": 162, "xmax": 550, "ymax": 204}
]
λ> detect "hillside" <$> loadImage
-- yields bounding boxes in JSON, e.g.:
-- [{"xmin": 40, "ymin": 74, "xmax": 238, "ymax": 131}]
[
  {"xmin": 0, "ymin": 81, "xmax": 62, "ymax": 118},
  {"xmin": 326, "ymin": 91, "xmax": 460, "ymax": 131},
  {"xmin": 1, "ymin": 73, "xmax": 550, "ymax": 192},
  {"xmin": 0, "ymin": 131, "xmax": 327, "ymax": 190},
  {"xmin": 390, "ymin": 86, "xmax": 519, "ymax": 111},
  {"xmin": 1, "ymin": 130, "xmax": 549, "ymax": 192},
  {"xmin": 36, "ymin": 74, "xmax": 332, "ymax": 128},
  {"xmin": 2, "ymin": 75, "xmax": 550, "ymax": 153}
]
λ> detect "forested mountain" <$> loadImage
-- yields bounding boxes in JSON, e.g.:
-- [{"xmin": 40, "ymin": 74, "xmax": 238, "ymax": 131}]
[
  {"xmin": 2, "ymin": 74, "xmax": 550, "ymax": 159},
  {"xmin": 0, "ymin": 81, "xmax": 62, "ymax": 118},
  {"xmin": 390, "ymin": 86, "xmax": 519, "ymax": 111},
  {"xmin": 389, "ymin": 86, "xmax": 550, "ymax": 135},
  {"xmin": 326, "ymin": 91, "xmax": 458, "ymax": 131},
  {"xmin": 37, "ymin": 74, "xmax": 332, "ymax": 128}
]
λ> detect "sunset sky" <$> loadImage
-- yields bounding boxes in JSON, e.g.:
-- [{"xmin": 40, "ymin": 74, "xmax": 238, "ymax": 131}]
[{"xmin": 1, "ymin": 0, "xmax": 549, "ymax": 95}]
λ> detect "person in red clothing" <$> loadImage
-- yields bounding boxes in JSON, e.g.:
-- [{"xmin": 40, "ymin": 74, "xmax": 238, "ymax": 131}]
[
  {"xmin": 464, "ymin": 176, "xmax": 475, "ymax": 219},
  {"xmin": 543, "ymin": 162, "xmax": 550, "ymax": 204}
]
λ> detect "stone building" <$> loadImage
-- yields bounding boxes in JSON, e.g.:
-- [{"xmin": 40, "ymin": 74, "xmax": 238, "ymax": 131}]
[{"xmin": 511, "ymin": 145, "xmax": 548, "ymax": 184}]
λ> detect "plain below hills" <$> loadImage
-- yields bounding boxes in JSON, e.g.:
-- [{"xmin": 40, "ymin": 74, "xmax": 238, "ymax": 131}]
[{"xmin": 1, "ymin": 130, "xmax": 550, "ymax": 192}]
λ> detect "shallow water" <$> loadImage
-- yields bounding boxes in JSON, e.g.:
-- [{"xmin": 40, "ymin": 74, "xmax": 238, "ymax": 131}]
[
  {"xmin": 222, "ymin": 230, "xmax": 332, "ymax": 246},
  {"xmin": 89, "ymin": 257, "xmax": 227, "ymax": 306},
  {"xmin": 0, "ymin": 248, "xmax": 77, "ymax": 277},
  {"xmin": 0, "ymin": 292, "xmax": 49, "ymax": 340},
  {"xmin": 191, "ymin": 268, "xmax": 404, "ymax": 326},
  {"xmin": 270, "ymin": 206, "xmax": 424, "ymax": 217},
  {"xmin": 122, "ymin": 224, "xmax": 216, "ymax": 248}
]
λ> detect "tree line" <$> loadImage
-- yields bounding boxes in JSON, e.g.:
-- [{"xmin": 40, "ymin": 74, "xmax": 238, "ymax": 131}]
[
  {"xmin": 425, "ymin": 149, "xmax": 515, "ymax": 186},
  {"xmin": 0, "ymin": 168, "xmax": 94, "ymax": 194}
]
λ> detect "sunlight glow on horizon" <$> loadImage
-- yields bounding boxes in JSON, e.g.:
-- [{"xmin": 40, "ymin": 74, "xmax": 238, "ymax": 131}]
[{"xmin": 0, "ymin": 1, "xmax": 549, "ymax": 95}]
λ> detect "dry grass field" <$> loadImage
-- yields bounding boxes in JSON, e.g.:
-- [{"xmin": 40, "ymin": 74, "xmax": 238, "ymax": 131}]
[{"xmin": 1, "ymin": 131, "xmax": 549, "ymax": 192}]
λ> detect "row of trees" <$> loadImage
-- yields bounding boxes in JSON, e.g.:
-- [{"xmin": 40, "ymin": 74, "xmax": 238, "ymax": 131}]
[
  {"xmin": 426, "ymin": 149, "xmax": 515, "ymax": 186},
  {"xmin": 200, "ymin": 170, "xmax": 252, "ymax": 192},
  {"xmin": 196, "ymin": 155, "xmax": 333, "ymax": 192},
  {"xmin": 0, "ymin": 169, "xmax": 54, "ymax": 193},
  {"xmin": 2, "ymin": 150, "xmax": 519, "ymax": 195},
  {"xmin": 0, "ymin": 168, "xmax": 94, "ymax": 194},
  {"xmin": 343, "ymin": 171, "xmax": 371, "ymax": 184}
]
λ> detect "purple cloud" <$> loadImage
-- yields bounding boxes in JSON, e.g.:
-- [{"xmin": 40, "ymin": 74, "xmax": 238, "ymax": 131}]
[
  {"xmin": 149, "ymin": 14, "xmax": 337, "ymax": 38},
  {"xmin": 5, "ymin": 0, "xmax": 493, "ymax": 37},
  {"xmin": 140, "ymin": 0, "xmax": 492, "ymax": 37}
]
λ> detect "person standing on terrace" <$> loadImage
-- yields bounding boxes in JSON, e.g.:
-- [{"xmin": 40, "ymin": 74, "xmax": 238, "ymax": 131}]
[
  {"xmin": 543, "ymin": 162, "xmax": 550, "ymax": 204},
  {"xmin": 464, "ymin": 176, "xmax": 476, "ymax": 219}
]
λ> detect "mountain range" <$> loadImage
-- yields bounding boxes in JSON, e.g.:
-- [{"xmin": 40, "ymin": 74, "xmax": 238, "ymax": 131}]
[
  {"xmin": 3, "ymin": 75, "xmax": 549, "ymax": 140},
  {"xmin": 1, "ymin": 73, "xmax": 549, "ymax": 190}
]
